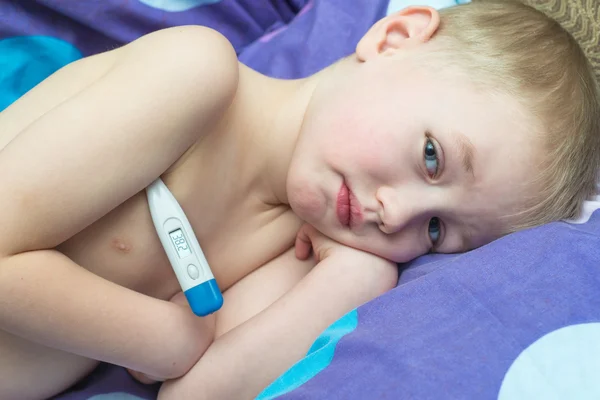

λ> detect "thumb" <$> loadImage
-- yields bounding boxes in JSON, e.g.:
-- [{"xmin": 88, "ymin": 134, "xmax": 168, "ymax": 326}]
[
  {"xmin": 295, "ymin": 224, "xmax": 313, "ymax": 260},
  {"xmin": 127, "ymin": 368, "xmax": 164, "ymax": 384}
]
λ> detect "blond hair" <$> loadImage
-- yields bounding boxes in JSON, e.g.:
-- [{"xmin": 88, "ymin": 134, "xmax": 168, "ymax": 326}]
[{"xmin": 426, "ymin": 0, "xmax": 600, "ymax": 230}]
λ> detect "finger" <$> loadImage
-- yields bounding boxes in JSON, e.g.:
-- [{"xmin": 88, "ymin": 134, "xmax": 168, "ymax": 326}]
[
  {"xmin": 295, "ymin": 224, "xmax": 313, "ymax": 260},
  {"xmin": 127, "ymin": 368, "xmax": 163, "ymax": 385}
]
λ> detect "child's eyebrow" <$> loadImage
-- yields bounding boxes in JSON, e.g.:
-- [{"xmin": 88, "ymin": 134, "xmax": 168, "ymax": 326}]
[{"xmin": 455, "ymin": 132, "xmax": 476, "ymax": 179}]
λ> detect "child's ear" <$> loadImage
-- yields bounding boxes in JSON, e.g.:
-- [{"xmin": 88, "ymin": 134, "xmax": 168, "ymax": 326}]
[{"xmin": 356, "ymin": 6, "xmax": 440, "ymax": 61}]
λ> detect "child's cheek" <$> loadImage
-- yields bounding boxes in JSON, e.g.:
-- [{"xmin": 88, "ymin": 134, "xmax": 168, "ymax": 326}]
[
  {"xmin": 326, "ymin": 113, "xmax": 387, "ymax": 163},
  {"xmin": 287, "ymin": 170, "xmax": 324, "ymax": 222},
  {"xmin": 343, "ymin": 124, "xmax": 398, "ymax": 177}
]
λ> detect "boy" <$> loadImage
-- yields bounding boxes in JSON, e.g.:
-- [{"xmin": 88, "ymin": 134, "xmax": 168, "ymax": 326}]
[{"xmin": 0, "ymin": 1, "xmax": 598, "ymax": 399}]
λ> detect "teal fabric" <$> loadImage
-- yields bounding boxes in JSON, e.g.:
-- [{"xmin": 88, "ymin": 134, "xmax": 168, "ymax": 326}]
[
  {"xmin": 256, "ymin": 310, "xmax": 359, "ymax": 399},
  {"xmin": 0, "ymin": 36, "xmax": 82, "ymax": 111}
]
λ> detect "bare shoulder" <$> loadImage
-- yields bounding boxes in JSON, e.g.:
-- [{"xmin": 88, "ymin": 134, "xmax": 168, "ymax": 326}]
[
  {"xmin": 124, "ymin": 25, "xmax": 238, "ymax": 80},
  {"xmin": 0, "ymin": 26, "xmax": 239, "ymax": 153},
  {"xmin": 0, "ymin": 27, "xmax": 240, "ymax": 256},
  {"xmin": 133, "ymin": 25, "xmax": 235, "ymax": 53},
  {"xmin": 118, "ymin": 26, "xmax": 240, "ymax": 115}
]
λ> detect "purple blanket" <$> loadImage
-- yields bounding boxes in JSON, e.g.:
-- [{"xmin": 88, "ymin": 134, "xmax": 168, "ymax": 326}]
[{"xmin": 1, "ymin": 1, "xmax": 598, "ymax": 399}]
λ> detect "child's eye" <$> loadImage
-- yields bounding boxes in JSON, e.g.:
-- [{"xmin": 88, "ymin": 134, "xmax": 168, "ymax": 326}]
[
  {"xmin": 424, "ymin": 138, "xmax": 439, "ymax": 177},
  {"xmin": 428, "ymin": 217, "xmax": 442, "ymax": 247}
]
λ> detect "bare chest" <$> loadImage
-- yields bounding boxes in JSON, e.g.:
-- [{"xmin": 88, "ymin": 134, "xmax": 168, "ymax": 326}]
[{"xmin": 57, "ymin": 139, "xmax": 301, "ymax": 301}]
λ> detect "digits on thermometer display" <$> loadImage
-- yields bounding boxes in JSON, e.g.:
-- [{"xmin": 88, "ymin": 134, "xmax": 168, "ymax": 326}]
[{"xmin": 169, "ymin": 228, "xmax": 192, "ymax": 258}]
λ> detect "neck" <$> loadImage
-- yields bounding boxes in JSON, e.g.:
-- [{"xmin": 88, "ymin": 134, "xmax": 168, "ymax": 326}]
[
  {"xmin": 246, "ymin": 69, "xmax": 318, "ymax": 206},
  {"xmin": 241, "ymin": 57, "xmax": 350, "ymax": 207}
]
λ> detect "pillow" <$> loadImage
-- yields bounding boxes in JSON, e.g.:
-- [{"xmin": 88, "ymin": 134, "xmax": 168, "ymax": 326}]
[{"xmin": 501, "ymin": 0, "xmax": 598, "ymax": 82}]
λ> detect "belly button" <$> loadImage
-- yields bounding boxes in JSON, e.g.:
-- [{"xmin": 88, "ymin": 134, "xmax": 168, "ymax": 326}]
[{"xmin": 111, "ymin": 238, "xmax": 132, "ymax": 254}]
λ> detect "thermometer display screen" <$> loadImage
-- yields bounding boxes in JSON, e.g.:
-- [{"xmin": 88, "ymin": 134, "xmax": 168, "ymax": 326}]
[{"xmin": 169, "ymin": 229, "xmax": 192, "ymax": 259}]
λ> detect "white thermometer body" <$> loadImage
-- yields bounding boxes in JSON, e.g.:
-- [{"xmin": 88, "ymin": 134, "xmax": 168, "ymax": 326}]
[{"xmin": 146, "ymin": 178, "xmax": 223, "ymax": 316}]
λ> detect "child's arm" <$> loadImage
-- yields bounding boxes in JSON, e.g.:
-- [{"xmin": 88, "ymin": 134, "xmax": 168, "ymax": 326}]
[
  {"xmin": 0, "ymin": 26, "xmax": 238, "ymax": 380},
  {"xmin": 158, "ymin": 225, "xmax": 399, "ymax": 399}
]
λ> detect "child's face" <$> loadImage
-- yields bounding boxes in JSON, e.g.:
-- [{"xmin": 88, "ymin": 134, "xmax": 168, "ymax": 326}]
[{"xmin": 287, "ymin": 59, "xmax": 539, "ymax": 263}]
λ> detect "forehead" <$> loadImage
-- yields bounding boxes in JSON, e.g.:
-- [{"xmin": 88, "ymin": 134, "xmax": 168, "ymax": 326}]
[
  {"xmin": 380, "ymin": 69, "xmax": 542, "ymax": 192},
  {"xmin": 415, "ymin": 76, "xmax": 540, "ymax": 160}
]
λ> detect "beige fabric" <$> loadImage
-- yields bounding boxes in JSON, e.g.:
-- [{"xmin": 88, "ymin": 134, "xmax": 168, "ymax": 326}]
[{"xmin": 475, "ymin": 0, "xmax": 599, "ymax": 81}]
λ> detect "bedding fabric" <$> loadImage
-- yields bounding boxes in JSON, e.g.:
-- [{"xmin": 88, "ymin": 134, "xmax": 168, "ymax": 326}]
[{"xmin": 0, "ymin": 0, "xmax": 598, "ymax": 399}]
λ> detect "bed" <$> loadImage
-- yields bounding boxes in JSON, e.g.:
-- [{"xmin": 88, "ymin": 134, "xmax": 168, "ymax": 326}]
[{"xmin": 0, "ymin": 0, "xmax": 598, "ymax": 399}]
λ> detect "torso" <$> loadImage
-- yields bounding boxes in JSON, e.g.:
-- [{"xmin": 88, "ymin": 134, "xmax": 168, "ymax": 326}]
[
  {"xmin": 0, "ymin": 30, "xmax": 314, "ymax": 399},
  {"xmin": 56, "ymin": 64, "xmax": 304, "ymax": 302}
]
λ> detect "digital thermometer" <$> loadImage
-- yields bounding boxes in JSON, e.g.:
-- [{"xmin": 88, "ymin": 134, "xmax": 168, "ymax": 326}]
[{"xmin": 146, "ymin": 178, "xmax": 223, "ymax": 316}]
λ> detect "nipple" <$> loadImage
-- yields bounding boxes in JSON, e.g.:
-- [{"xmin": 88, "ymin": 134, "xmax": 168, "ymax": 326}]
[{"xmin": 111, "ymin": 237, "xmax": 132, "ymax": 254}]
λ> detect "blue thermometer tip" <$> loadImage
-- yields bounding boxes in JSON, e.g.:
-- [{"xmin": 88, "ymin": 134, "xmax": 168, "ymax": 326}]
[{"xmin": 184, "ymin": 279, "xmax": 224, "ymax": 316}]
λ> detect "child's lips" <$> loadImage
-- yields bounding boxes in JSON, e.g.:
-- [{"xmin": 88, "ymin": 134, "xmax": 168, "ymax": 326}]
[
  {"xmin": 336, "ymin": 181, "xmax": 363, "ymax": 229},
  {"xmin": 336, "ymin": 182, "xmax": 350, "ymax": 227}
]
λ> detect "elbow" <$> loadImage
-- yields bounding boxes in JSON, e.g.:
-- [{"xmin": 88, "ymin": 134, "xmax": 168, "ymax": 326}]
[
  {"xmin": 150, "ymin": 349, "xmax": 200, "ymax": 381},
  {"xmin": 383, "ymin": 263, "xmax": 400, "ymax": 292},
  {"xmin": 157, "ymin": 343, "xmax": 208, "ymax": 381},
  {"xmin": 156, "ymin": 312, "xmax": 216, "ymax": 380}
]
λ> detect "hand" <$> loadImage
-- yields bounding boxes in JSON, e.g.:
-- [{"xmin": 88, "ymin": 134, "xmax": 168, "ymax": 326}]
[
  {"xmin": 295, "ymin": 223, "xmax": 399, "ymax": 315},
  {"xmin": 295, "ymin": 223, "xmax": 388, "ymax": 263},
  {"xmin": 127, "ymin": 368, "xmax": 163, "ymax": 385},
  {"xmin": 295, "ymin": 223, "xmax": 338, "ymax": 262},
  {"xmin": 295, "ymin": 224, "xmax": 397, "ymax": 272}
]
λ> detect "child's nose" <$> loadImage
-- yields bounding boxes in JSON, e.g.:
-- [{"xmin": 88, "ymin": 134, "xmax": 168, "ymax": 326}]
[{"xmin": 375, "ymin": 185, "xmax": 421, "ymax": 234}]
